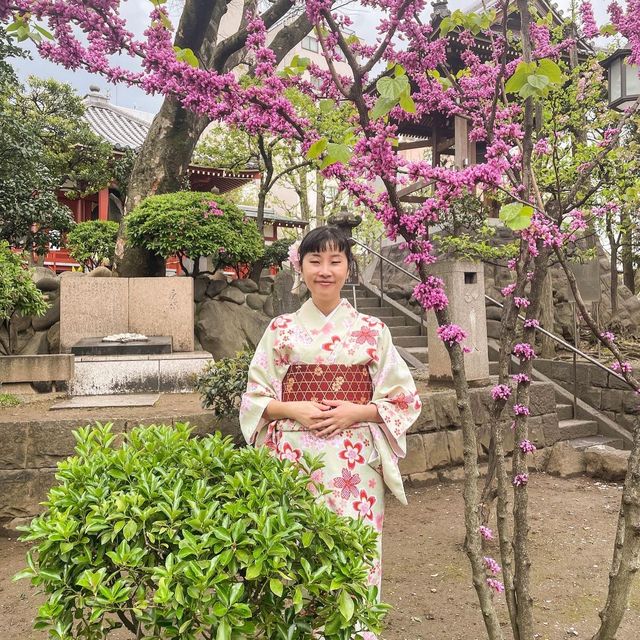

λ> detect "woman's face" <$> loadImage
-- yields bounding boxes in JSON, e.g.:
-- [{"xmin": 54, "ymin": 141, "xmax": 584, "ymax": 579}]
[{"xmin": 301, "ymin": 247, "xmax": 349, "ymax": 306}]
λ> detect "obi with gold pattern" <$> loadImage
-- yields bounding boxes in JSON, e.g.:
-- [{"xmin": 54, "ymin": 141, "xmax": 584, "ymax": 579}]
[{"xmin": 282, "ymin": 363, "xmax": 373, "ymax": 405}]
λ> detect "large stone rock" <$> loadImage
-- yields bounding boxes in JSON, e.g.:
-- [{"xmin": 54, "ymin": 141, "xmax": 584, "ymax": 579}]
[
  {"xmin": 12, "ymin": 312, "xmax": 32, "ymax": 333},
  {"xmin": 194, "ymin": 276, "xmax": 210, "ymax": 303},
  {"xmin": 196, "ymin": 299, "xmax": 270, "ymax": 359},
  {"xmin": 259, "ymin": 276, "xmax": 275, "ymax": 295},
  {"xmin": 19, "ymin": 330, "xmax": 49, "ymax": 355},
  {"xmin": 423, "ymin": 431, "xmax": 451, "ymax": 470},
  {"xmin": 545, "ymin": 442, "xmax": 585, "ymax": 478},
  {"xmin": 485, "ymin": 305, "xmax": 502, "ymax": 321},
  {"xmin": 584, "ymin": 445, "xmax": 629, "ymax": 482},
  {"xmin": 219, "ymin": 287, "xmax": 245, "ymax": 305},
  {"xmin": 32, "ymin": 267, "xmax": 59, "ymax": 291},
  {"xmin": 87, "ymin": 266, "xmax": 113, "ymax": 278},
  {"xmin": 47, "ymin": 322, "xmax": 60, "ymax": 354},
  {"xmin": 231, "ymin": 278, "xmax": 259, "ymax": 293},
  {"xmin": 269, "ymin": 271, "xmax": 302, "ymax": 316},
  {"xmin": 246, "ymin": 293, "xmax": 267, "ymax": 311},
  {"xmin": 206, "ymin": 279, "xmax": 228, "ymax": 298},
  {"xmin": 32, "ymin": 296, "xmax": 60, "ymax": 332}
]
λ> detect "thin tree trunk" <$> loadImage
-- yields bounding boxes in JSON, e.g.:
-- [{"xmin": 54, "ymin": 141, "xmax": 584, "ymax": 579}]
[
  {"xmin": 592, "ymin": 420, "xmax": 640, "ymax": 640},
  {"xmin": 609, "ymin": 234, "xmax": 619, "ymax": 316},
  {"xmin": 315, "ymin": 171, "xmax": 325, "ymax": 226},
  {"xmin": 540, "ymin": 271, "xmax": 555, "ymax": 358},
  {"xmin": 621, "ymin": 211, "xmax": 635, "ymax": 294}
]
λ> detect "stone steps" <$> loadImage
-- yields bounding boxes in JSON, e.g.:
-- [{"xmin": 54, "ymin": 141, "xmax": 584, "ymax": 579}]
[
  {"xmin": 406, "ymin": 346, "xmax": 428, "ymax": 364},
  {"xmin": 568, "ymin": 435, "xmax": 624, "ymax": 450},
  {"xmin": 556, "ymin": 403, "xmax": 573, "ymax": 421},
  {"xmin": 557, "ymin": 418, "xmax": 598, "ymax": 441},
  {"xmin": 393, "ymin": 335, "xmax": 427, "ymax": 349},
  {"xmin": 388, "ymin": 325, "xmax": 422, "ymax": 337}
]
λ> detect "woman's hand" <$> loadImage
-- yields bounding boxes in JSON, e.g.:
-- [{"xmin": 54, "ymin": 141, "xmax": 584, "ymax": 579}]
[
  {"xmin": 309, "ymin": 400, "xmax": 381, "ymax": 439},
  {"xmin": 286, "ymin": 401, "xmax": 331, "ymax": 429}
]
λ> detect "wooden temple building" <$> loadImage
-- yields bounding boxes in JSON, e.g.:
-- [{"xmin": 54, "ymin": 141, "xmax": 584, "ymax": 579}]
[{"xmin": 46, "ymin": 87, "xmax": 307, "ymax": 272}]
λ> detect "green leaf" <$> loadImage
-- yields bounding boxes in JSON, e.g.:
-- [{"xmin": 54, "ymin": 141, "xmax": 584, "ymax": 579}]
[
  {"xmin": 399, "ymin": 92, "xmax": 416, "ymax": 114},
  {"xmin": 306, "ymin": 138, "xmax": 327, "ymax": 160},
  {"xmin": 526, "ymin": 74, "xmax": 549, "ymax": 91},
  {"xmin": 537, "ymin": 58, "xmax": 562, "ymax": 85},
  {"xmin": 377, "ymin": 75, "xmax": 409, "ymax": 101},
  {"xmin": 320, "ymin": 143, "xmax": 352, "ymax": 169},
  {"xmin": 270, "ymin": 578, "xmax": 284, "ymax": 597},
  {"xmin": 13, "ymin": 569, "xmax": 36, "ymax": 581},
  {"xmin": 505, "ymin": 61, "xmax": 535, "ymax": 94},
  {"xmin": 370, "ymin": 97, "xmax": 396, "ymax": 120},
  {"xmin": 216, "ymin": 619, "xmax": 231, "ymax": 640},
  {"xmin": 173, "ymin": 46, "xmax": 199, "ymax": 68},
  {"xmin": 123, "ymin": 520, "xmax": 137, "ymax": 541},
  {"xmin": 499, "ymin": 203, "xmax": 534, "ymax": 231},
  {"xmin": 245, "ymin": 561, "xmax": 262, "ymax": 580},
  {"xmin": 301, "ymin": 531, "xmax": 314, "ymax": 547},
  {"xmin": 33, "ymin": 24, "xmax": 54, "ymax": 40},
  {"xmin": 339, "ymin": 590, "xmax": 354, "ymax": 622}
]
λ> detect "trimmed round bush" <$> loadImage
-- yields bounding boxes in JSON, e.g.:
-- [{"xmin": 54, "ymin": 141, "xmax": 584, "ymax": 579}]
[
  {"xmin": 17, "ymin": 423, "xmax": 387, "ymax": 639},
  {"xmin": 66, "ymin": 220, "xmax": 119, "ymax": 271},
  {"xmin": 126, "ymin": 192, "xmax": 264, "ymax": 276}
]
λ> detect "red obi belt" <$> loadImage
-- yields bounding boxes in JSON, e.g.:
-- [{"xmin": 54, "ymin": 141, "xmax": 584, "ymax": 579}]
[{"xmin": 282, "ymin": 364, "xmax": 373, "ymax": 405}]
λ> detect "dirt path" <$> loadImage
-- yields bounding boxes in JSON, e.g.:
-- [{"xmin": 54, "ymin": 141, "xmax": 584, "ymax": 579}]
[{"xmin": 1, "ymin": 473, "xmax": 638, "ymax": 639}]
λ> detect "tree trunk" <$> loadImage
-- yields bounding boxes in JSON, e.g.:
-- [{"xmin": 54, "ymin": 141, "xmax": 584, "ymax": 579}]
[
  {"xmin": 112, "ymin": 0, "xmax": 316, "ymax": 277},
  {"xmin": 609, "ymin": 234, "xmax": 619, "ymax": 316},
  {"xmin": 315, "ymin": 171, "xmax": 325, "ymax": 226},
  {"xmin": 621, "ymin": 212, "xmax": 635, "ymax": 294},
  {"xmin": 591, "ymin": 420, "xmax": 640, "ymax": 640},
  {"xmin": 540, "ymin": 271, "xmax": 555, "ymax": 358},
  {"xmin": 114, "ymin": 100, "xmax": 210, "ymax": 277}
]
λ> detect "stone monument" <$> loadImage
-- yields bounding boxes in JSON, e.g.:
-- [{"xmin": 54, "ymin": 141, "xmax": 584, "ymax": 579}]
[{"xmin": 426, "ymin": 260, "xmax": 490, "ymax": 385}]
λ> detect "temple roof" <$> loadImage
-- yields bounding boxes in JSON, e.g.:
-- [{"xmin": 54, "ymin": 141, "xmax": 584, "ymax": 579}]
[{"xmin": 83, "ymin": 86, "xmax": 153, "ymax": 150}]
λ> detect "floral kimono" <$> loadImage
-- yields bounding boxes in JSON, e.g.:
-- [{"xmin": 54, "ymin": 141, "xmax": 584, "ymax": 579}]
[{"xmin": 239, "ymin": 298, "xmax": 421, "ymax": 590}]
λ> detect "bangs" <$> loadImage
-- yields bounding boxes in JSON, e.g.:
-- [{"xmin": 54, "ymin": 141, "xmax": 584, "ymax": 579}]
[{"xmin": 299, "ymin": 226, "xmax": 351, "ymax": 260}]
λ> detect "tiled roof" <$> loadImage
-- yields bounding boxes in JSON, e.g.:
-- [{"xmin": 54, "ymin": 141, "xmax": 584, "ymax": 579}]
[{"xmin": 82, "ymin": 87, "xmax": 154, "ymax": 150}]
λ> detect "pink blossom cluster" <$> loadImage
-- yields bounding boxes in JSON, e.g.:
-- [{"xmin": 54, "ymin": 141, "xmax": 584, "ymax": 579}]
[
  {"xmin": 600, "ymin": 331, "xmax": 616, "ymax": 342},
  {"xmin": 514, "ymin": 297, "xmax": 530, "ymax": 309},
  {"xmin": 501, "ymin": 283, "xmax": 516, "ymax": 297},
  {"xmin": 513, "ymin": 404, "xmax": 530, "ymax": 416},
  {"xmin": 519, "ymin": 439, "xmax": 537, "ymax": 454},
  {"xmin": 511, "ymin": 373, "xmax": 531, "ymax": 384},
  {"xmin": 479, "ymin": 525, "xmax": 494, "ymax": 540},
  {"xmin": 513, "ymin": 473, "xmax": 529, "ymax": 486},
  {"xmin": 484, "ymin": 556, "xmax": 501, "ymax": 575},
  {"xmin": 513, "ymin": 343, "xmax": 536, "ymax": 361},
  {"xmin": 491, "ymin": 384, "xmax": 512, "ymax": 401},
  {"xmin": 523, "ymin": 318, "xmax": 540, "ymax": 329},
  {"xmin": 486, "ymin": 578, "xmax": 505, "ymax": 593},
  {"xmin": 437, "ymin": 324, "xmax": 468, "ymax": 347},
  {"xmin": 413, "ymin": 277, "xmax": 449, "ymax": 311},
  {"xmin": 533, "ymin": 137, "xmax": 550, "ymax": 155},
  {"xmin": 206, "ymin": 201, "xmax": 224, "ymax": 218},
  {"xmin": 579, "ymin": 1, "xmax": 600, "ymax": 38},
  {"xmin": 611, "ymin": 361, "xmax": 633, "ymax": 374}
]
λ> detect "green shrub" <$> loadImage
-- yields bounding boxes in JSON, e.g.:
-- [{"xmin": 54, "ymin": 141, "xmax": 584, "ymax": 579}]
[
  {"xmin": 126, "ymin": 192, "xmax": 264, "ymax": 276},
  {"xmin": 16, "ymin": 423, "xmax": 387, "ymax": 639},
  {"xmin": 0, "ymin": 392, "xmax": 21, "ymax": 407},
  {"xmin": 66, "ymin": 220, "xmax": 119, "ymax": 271},
  {"xmin": 263, "ymin": 238, "xmax": 295, "ymax": 269},
  {"xmin": 0, "ymin": 241, "xmax": 48, "ymax": 322},
  {"xmin": 195, "ymin": 350, "xmax": 253, "ymax": 420}
]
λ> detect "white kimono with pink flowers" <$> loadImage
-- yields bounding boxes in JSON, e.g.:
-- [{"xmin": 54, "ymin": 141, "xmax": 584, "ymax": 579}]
[{"xmin": 239, "ymin": 298, "xmax": 421, "ymax": 589}]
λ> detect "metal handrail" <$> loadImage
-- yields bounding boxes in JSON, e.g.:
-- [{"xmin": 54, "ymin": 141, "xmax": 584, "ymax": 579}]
[{"xmin": 351, "ymin": 237, "xmax": 634, "ymax": 390}]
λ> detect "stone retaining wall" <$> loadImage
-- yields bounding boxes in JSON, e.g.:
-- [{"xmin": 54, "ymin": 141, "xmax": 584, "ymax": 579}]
[
  {"xmin": 400, "ymin": 381, "xmax": 559, "ymax": 483},
  {"xmin": 0, "ymin": 382, "xmax": 558, "ymax": 531},
  {"xmin": 534, "ymin": 359, "xmax": 639, "ymax": 432}
]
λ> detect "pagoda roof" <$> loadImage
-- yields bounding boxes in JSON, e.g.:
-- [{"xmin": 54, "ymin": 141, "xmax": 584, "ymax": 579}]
[{"xmin": 82, "ymin": 86, "xmax": 261, "ymax": 194}]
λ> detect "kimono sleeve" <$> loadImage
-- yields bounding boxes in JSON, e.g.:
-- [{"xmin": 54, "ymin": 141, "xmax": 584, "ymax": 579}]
[
  {"xmin": 368, "ymin": 323, "xmax": 422, "ymax": 459},
  {"xmin": 239, "ymin": 321, "xmax": 287, "ymax": 445}
]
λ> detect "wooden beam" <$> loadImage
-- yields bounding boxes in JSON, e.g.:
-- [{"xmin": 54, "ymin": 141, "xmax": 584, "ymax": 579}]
[
  {"xmin": 98, "ymin": 188, "xmax": 109, "ymax": 221},
  {"xmin": 397, "ymin": 138, "xmax": 432, "ymax": 151}
]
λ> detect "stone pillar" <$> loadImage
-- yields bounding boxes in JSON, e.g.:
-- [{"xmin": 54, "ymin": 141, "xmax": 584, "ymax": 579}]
[{"xmin": 426, "ymin": 260, "xmax": 490, "ymax": 385}]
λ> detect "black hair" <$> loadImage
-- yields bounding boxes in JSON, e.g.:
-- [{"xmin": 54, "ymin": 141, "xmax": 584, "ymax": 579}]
[{"xmin": 298, "ymin": 225, "xmax": 356, "ymax": 274}]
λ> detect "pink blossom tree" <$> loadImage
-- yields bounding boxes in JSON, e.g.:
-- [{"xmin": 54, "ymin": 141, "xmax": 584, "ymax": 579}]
[{"xmin": 3, "ymin": 0, "xmax": 640, "ymax": 638}]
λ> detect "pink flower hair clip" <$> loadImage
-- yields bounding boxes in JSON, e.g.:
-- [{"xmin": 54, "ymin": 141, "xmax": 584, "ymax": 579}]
[{"xmin": 288, "ymin": 241, "xmax": 301, "ymax": 274}]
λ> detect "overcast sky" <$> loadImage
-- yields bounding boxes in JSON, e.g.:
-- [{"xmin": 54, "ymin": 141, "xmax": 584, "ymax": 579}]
[{"xmin": 12, "ymin": 0, "xmax": 611, "ymax": 115}]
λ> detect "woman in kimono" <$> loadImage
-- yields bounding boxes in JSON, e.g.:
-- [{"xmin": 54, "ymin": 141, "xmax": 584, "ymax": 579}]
[{"xmin": 239, "ymin": 225, "xmax": 421, "ymax": 592}]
